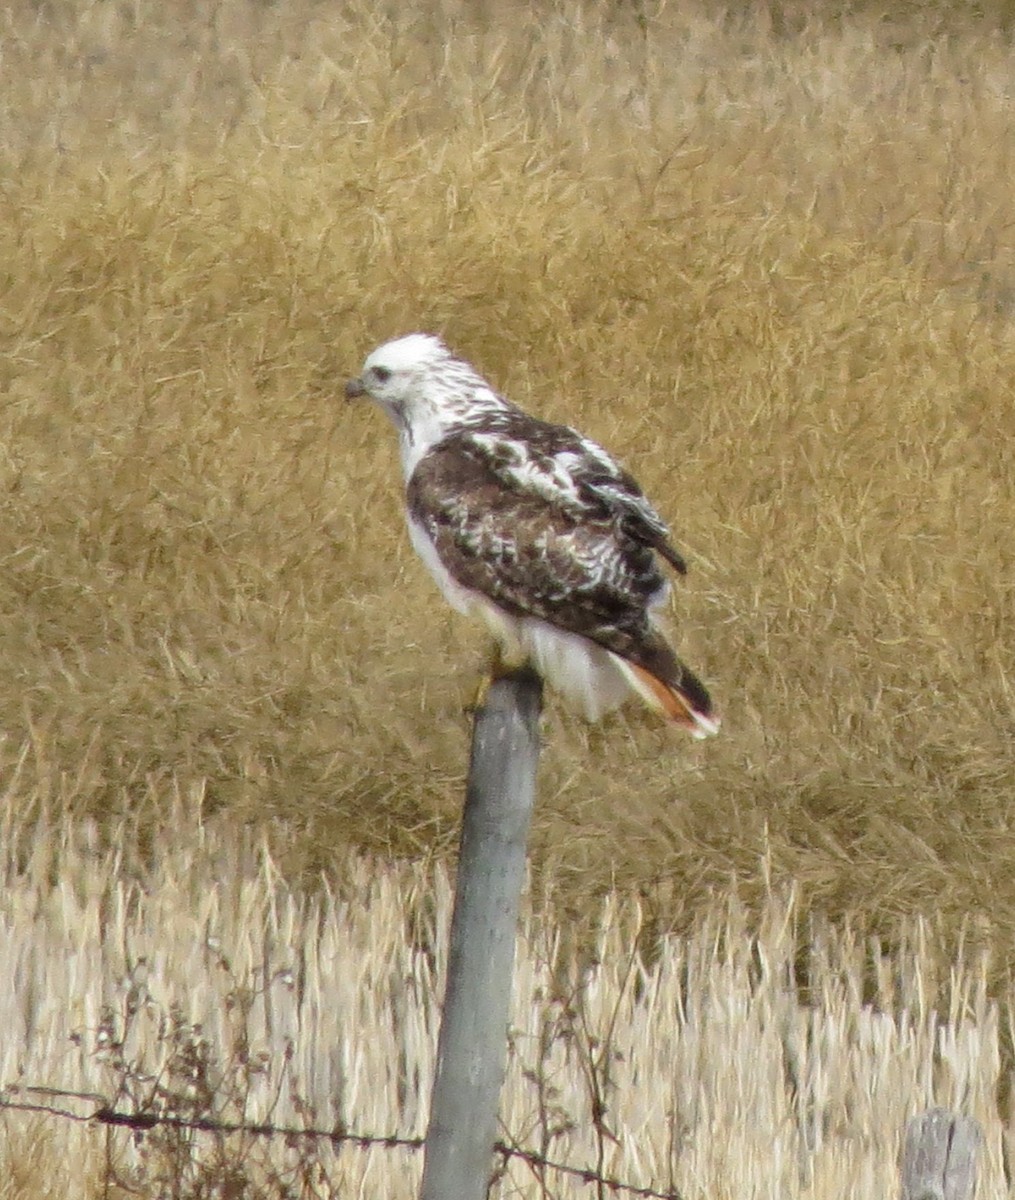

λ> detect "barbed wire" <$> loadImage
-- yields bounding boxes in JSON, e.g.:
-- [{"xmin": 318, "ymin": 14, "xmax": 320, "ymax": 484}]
[{"xmin": 0, "ymin": 1087, "xmax": 685, "ymax": 1200}]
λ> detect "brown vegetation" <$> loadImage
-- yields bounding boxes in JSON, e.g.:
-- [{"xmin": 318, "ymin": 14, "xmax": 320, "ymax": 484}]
[{"xmin": 3, "ymin": 0, "xmax": 1015, "ymax": 934}]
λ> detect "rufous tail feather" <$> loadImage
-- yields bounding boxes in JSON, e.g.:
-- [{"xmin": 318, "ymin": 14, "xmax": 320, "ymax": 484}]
[{"xmin": 625, "ymin": 663, "xmax": 720, "ymax": 739}]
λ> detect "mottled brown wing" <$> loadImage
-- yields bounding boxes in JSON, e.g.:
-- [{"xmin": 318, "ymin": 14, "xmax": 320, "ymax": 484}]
[
  {"xmin": 582, "ymin": 466, "xmax": 689, "ymax": 575},
  {"xmin": 407, "ymin": 429, "xmax": 669, "ymax": 665},
  {"xmin": 460, "ymin": 409, "xmax": 689, "ymax": 573},
  {"xmin": 408, "ymin": 424, "xmax": 715, "ymax": 725}
]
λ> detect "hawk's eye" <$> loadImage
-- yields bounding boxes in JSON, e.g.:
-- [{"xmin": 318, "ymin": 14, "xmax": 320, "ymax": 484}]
[{"xmin": 372, "ymin": 366, "xmax": 392, "ymax": 383}]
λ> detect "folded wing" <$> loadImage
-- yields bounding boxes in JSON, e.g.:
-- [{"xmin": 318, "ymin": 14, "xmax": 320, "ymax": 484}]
[{"xmin": 405, "ymin": 416, "xmax": 716, "ymax": 734}]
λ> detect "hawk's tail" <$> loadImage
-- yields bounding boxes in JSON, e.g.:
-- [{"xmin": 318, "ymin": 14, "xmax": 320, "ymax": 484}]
[{"xmin": 613, "ymin": 641, "xmax": 719, "ymax": 739}]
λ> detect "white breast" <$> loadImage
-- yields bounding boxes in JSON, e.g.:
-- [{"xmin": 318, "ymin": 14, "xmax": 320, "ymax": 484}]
[
  {"xmin": 399, "ymin": 412, "xmax": 454, "ymax": 481},
  {"xmin": 406, "ymin": 514, "xmax": 475, "ymax": 615}
]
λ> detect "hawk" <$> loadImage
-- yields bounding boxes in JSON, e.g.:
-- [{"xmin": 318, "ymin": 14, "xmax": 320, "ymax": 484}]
[{"xmin": 346, "ymin": 334, "xmax": 718, "ymax": 738}]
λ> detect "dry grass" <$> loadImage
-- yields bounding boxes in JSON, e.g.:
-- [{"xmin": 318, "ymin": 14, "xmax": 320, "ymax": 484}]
[
  {"xmin": 4, "ymin": 0, "xmax": 1015, "ymax": 935},
  {"xmin": 0, "ymin": 807, "xmax": 1010, "ymax": 1198}
]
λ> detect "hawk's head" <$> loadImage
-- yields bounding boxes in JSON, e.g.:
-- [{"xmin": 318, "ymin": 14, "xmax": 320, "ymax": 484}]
[
  {"xmin": 345, "ymin": 334, "xmax": 451, "ymax": 409},
  {"xmin": 347, "ymin": 334, "xmax": 507, "ymax": 448}
]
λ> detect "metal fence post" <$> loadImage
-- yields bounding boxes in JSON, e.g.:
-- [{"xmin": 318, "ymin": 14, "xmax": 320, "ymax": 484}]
[{"xmin": 419, "ymin": 665, "xmax": 544, "ymax": 1200}]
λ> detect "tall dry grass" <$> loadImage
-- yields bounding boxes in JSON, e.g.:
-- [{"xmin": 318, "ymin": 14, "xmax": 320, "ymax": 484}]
[
  {"xmin": 3, "ymin": 1, "xmax": 1015, "ymax": 935},
  {"xmin": 0, "ymin": 806, "xmax": 1009, "ymax": 1198}
]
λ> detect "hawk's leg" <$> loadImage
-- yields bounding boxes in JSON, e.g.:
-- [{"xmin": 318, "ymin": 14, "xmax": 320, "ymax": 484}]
[{"xmin": 467, "ymin": 641, "xmax": 531, "ymax": 714}]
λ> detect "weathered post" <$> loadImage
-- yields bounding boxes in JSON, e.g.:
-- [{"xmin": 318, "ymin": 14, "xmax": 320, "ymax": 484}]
[
  {"xmin": 900, "ymin": 1108, "xmax": 981, "ymax": 1200},
  {"xmin": 419, "ymin": 666, "xmax": 544, "ymax": 1200}
]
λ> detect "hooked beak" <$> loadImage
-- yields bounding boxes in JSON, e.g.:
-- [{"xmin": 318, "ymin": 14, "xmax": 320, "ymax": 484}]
[{"xmin": 345, "ymin": 377, "xmax": 367, "ymax": 400}]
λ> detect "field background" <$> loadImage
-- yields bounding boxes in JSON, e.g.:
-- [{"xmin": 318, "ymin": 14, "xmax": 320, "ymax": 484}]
[{"xmin": 3, "ymin": 0, "xmax": 1015, "ymax": 1192}]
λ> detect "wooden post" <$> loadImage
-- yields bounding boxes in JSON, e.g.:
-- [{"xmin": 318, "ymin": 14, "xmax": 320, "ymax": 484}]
[
  {"xmin": 419, "ymin": 666, "xmax": 544, "ymax": 1200},
  {"xmin": 900, "ymin": 1108, "xmax": 981, "ymax": 1200}
]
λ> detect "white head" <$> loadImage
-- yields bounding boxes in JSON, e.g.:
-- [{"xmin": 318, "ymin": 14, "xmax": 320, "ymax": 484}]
[{"xmin": 346, "ymin": 333, "xmax": 508, "ymax": 473}]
